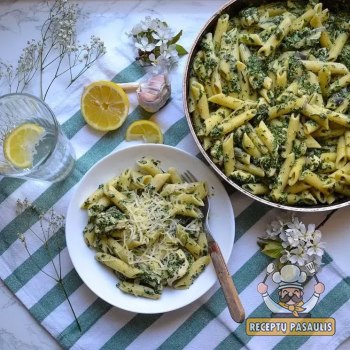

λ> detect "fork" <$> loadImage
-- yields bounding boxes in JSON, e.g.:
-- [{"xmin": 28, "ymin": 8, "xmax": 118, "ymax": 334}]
[{"xmin": 181, "ymin": 170, "xmax": 245, "ymax": 323}]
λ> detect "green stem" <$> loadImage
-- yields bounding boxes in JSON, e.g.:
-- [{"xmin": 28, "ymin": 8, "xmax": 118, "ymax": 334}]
[
  {"xmin": 43, "ymin": 48, "xmax": 65, "ymax": 100},
  {"xmin": 67, "ymin": 56, "xmax": 100, "ymax": 88},
  {"xmin": 40, "ymin": 49, "xmax": 44, "ymax": 100},
  {"xmin": 28, "ymin": 227, "xmax": 45, "ymax": 244},
  {"xmin": 58, "ymin": 279, "xmax": 82, "ymax": 332},
  {"xmin": 316, "ymin": 209, "xmax": 338, "ymax": 230},
  {"xmin": 38, "ymin": 217, "xmax": 60, "ymax": 281},
  {"xmin": 25, "ymin": 245, "xmax": 57, "ymax": 282},
  {"xmin": 42, "ymin": 54, "xmax": 60, "ymax": 70},
  {"xmin": 46, "ymin": 239, "xmax": 60, "ymax": 281}
]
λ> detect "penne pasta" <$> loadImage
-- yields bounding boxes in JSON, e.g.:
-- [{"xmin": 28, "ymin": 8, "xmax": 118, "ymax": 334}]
[
  {"xmin": 82, "ymin": 161, "xmax": 211, "ymax": 299},
  {"xmin": 188, "ymin": 1, "xmax": 350, "ymax": 206}
]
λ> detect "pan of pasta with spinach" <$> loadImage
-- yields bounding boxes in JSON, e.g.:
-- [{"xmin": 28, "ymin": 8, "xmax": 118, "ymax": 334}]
[
  {"xmin": 81, "ymin": 159, "xmax": 211, "ymax": 299},
  {"xmin": 184, "ymin": 0, "xmax": 350, "ymax": 211}
]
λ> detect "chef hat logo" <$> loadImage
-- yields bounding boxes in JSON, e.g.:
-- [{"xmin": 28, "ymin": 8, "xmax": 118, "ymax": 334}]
[{"xmin": 272, "ymin": 265, "xmax": 307, "ymax": 290}]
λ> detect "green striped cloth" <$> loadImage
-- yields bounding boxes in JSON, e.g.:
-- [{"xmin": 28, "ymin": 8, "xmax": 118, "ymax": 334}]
[{"xmin": 1, "ymin": 60, "xmax": 350, "ymax": 350}]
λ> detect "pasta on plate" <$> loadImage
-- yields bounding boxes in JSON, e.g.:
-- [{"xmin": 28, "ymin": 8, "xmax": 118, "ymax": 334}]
[
  {"xmin": 188, "ymin": 0, "xmax": 350, "ymax": 206},
  {"xmin": 81, "ymin": 159, "xmax": 211, "ymax": 299}
]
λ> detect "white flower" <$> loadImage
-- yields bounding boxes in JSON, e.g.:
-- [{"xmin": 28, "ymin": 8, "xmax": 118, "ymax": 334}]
[
  {"xmin": 280, "ymin": 249, "xmax": 292, "ymax": 263},
  {"xmin": 287, "ymin": 216, "xmax": 306, "ymax": 235},
  {"xmin": 152, "ymin": 25, "xmax": 173, "ymax": 45},
  {"xmin": 146, "ymin": 16, "xmax": 162, "ymax": 31},
  {"xmin": 130, "ymin": 24, "xmax": 143, "ymax": 36},
  {"xmin": 156, "ymin": 50, "xmax": 171, "ymax": 66},
  {"xmin": 127, "ymin": 16, "xmax": 162, "ymax": 37},
  {"xmin": 306, "ymin": 232, "xmax": 326, "ymax": 256},
  {"xmin": 167, "ymin": 44, "xmax": 178, "ymax": 58},
  {"xmin": 89, "ymin": 35, "xmax": 106, "ymax": 55},
  {"xmin": 50, "ymin": 3, "xmax": 77, "ymax": 47},
  {"xmin": 300, "ymin": 223, "xmax": 320, "ymax": 242},
  {"xmin": 266, "ymin": 217, "xmax": 285, "ymax": 238},
  {"xmin": 289, "ymin": 246, "xmax": 308, "ymax": 266},
  {"xmin": 141, "ymin": 16, "xmax": 152, "ymax": 31},
  {"xmin": 135, "ymin": 37, "xmax": 156, "ymax": 52},
  {"xmin": 17, "ymin": 42, "xmax": 39, "ymax": 74},
  {"xmin": 284, "ymin": 234, "xmax": 301, "ymax": 248},
  {"xmin": 279, "ymin": 226, "xmax": 302, "ymax": 248}
]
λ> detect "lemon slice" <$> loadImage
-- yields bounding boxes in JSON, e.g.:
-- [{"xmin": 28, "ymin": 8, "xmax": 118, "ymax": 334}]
[
  {"xmin": 126, "ymin": 120, "xmax": 164, "ymax": 144},
  {"xmin": 81, "ymin": 81, "xmax": 130, "ymax": 131},
  {"xmin": 4, "ymin": 123, "xmax": 45, "ymax": 169}
]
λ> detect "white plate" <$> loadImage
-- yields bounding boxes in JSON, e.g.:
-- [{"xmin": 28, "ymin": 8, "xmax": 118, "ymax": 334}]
[{"xmin": 66, "ymin": 144, "xmax": 235, "ymax": 314}]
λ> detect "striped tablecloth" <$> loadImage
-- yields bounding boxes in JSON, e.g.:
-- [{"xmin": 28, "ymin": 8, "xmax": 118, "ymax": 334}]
[{"xmin": 1, "ymin": 29, "xmax": 350, "ymax": 350}]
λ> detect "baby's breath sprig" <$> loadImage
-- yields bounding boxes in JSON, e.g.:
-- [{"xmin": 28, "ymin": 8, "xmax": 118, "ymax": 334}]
[
  {"xmin": 16, "ymin": 198, "xmax": 81, "ymax": 332},
  {"xmin": 127, "ymin": 16, "xmax": 188, "ymax": 71},
  {"xmin": 0, "ymin": 0, "xmax": 106, "ymax": 100},
  {"xmin": 258, "ymin": 212, "xmax": 329, "ymax": 271}
]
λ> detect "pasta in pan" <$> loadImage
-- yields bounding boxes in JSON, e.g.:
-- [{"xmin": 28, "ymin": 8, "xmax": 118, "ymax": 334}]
[
  {"xmin": 189, "ymin": 0, "xmax": 350, "ymax": 205},
  {"xmin": 81, "ymin": 159, "xmax": 210, "ymax": 299}
]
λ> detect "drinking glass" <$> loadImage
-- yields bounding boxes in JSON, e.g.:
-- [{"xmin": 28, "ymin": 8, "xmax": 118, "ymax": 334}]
[{"xmin": 0, "ymin": 93, "xmax": 76, "ymax": 182}]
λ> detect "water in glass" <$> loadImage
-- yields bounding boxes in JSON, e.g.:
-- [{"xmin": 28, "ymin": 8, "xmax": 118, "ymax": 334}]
[{"xmin": 0, "ymin": 93, "xmax": 76, "ymax": 182}]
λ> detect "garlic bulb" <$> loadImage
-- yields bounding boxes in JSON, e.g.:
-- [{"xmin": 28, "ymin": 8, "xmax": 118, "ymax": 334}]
[{"xmin": 136, "ymin": 75, "xmax": 171, "ymax": 113}]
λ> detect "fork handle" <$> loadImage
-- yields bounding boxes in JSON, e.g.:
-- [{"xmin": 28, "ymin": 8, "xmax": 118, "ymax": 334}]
[{"xmin": 209, "ymin": 242, "xmax": 245, "ymax": 323}]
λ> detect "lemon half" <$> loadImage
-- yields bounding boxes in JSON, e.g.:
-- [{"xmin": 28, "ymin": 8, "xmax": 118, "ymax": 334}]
[{"xmin": 81, "ymin": 81, "xmax": 130, "ymax": 131}]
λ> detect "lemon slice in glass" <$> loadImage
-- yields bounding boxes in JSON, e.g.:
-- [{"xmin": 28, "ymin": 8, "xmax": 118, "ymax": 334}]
[
  {"xmin": 4, "ymin": 123, "xmax": 45, "ymax": 169},
  {"xmin": 126, "ymin": 120, "xmax": 164, "ymax": 144},
  {"xmin": 81, "ymin": 81, "xmax": 130, "ymax": 131}
]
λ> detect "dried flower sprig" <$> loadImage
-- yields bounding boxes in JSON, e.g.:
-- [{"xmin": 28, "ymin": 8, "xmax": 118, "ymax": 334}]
[
  {"xmin": 258, "ymin": 213, "xmax": 328, "ymax": 271},
  {"xmin": 0, "ymin": 0, "xmax": 106, "ymax": 100},
  {"xmin": 16, "ymin": 199, "xmax": 81, "ymax": 332},
  {"xmin": 127, "ymin": 16, "xmax": 188, "ymax": 71}
]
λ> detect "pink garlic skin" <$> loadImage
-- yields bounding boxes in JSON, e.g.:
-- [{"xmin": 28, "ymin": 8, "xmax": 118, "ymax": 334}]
[{"xmin": 136, "ymin": 75, "xmax": 171, "ymax": 113}]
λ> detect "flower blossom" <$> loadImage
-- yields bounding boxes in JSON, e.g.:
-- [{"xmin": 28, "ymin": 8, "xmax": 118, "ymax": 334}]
[
  {"xmin": 306, "ymin": 232, "xmax": 326, "ymax": 257},
  {"xmin": 289, "ymin": 246, "xmax": 308, "ymax": 266},
  {"xmin": 135, "ymin": 37, "xmax": 156, "ymax": 52},
  {"xmin": 152, "ymin": 25, "xmax": 173, "ymax": 45}
]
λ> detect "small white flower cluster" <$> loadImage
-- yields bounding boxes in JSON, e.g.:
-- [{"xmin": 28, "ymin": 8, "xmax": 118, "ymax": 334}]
[
  {"xmin": 266, "ymin": 213, "xmax": 326, "ymax": 268},
  {"xmin": 0, "ymin": 0, "xmax": 106, "ymax": 98},
  {"xmin": 128, "ymin": 16, "xmax": 180, "ymax": 71},
  {"xmin": 0, "ymin": 63, "xmax": 14, "ymax": 80},
  {"xmin": 50, "ymin": 1, "xmax": 77, "ymax": 46},
  {"xmin": 16, "ymin": 198, "xmax": 34, "ymax": 214},
  {"xmin": 148, "ymin": 44, "xmax": 178, "ymax": 72},
  {"xmin": 17, "ymin": 40, "xmax": 40, "ymax": 74},
  {"xmin": 89, "ymin": 35, "xmax": 107, "ymax": 55},
  {"xmin": 15, "ymin": 196, "xmax": 80, "ymax": 330},
  {"xmin": 16, "ymin": 199, "xmax": 65, "ymax": 239}
]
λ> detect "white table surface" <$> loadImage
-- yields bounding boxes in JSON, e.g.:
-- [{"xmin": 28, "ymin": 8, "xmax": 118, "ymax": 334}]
[{"xmin": 0, "ymin": 1, "xmax": 350, "ymax": 349}]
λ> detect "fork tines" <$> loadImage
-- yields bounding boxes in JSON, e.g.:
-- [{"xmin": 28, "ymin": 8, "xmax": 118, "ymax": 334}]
[{"xmin": 181, "ymin": 170, "xmax": 198, "ymax": 183}]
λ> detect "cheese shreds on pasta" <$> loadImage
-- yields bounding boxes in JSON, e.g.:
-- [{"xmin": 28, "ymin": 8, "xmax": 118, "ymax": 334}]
[{"xmin": 81, "ymin": 159, "xmax": 211, "ymax": 299}]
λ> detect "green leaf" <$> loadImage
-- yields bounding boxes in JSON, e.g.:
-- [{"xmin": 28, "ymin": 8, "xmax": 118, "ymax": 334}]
[
  {"xmin": 169, "ymin": 30, "xmax": 183, "ymax": 45},
  {"xmin": 257, "ymin": 241, "xmax": 266, "ymax": 249},
  {"xmin": 262, "ymin": 241, "xmax": 284, "ymax": 259},
  {"xmin": 176, "ymin": 44, "xmax": 188, "ymax": 55}
]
